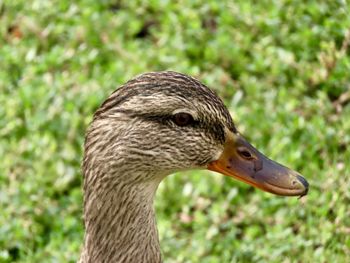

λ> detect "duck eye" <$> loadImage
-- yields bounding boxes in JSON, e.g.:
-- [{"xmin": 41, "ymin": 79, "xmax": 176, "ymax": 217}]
[{"xmin": 173, "ymin": 112, "xmax": 193, "ymax": 126}]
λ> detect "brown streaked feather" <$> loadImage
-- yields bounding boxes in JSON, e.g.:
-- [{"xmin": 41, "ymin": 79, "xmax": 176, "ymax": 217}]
[{"xmin": 80, "ymin": 71, "xmax": 237, "ymax": 263}]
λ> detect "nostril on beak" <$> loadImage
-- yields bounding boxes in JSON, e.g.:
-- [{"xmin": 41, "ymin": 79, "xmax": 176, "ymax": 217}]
[{"xmin": 296, "ymin": 175, "xmax": 309, "ymax": 189}]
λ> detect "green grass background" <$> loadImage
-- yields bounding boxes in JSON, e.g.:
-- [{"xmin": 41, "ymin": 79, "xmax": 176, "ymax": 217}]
[{"xmin": 1, "ymin": 0, "xmax": 350, "ymax": 262}]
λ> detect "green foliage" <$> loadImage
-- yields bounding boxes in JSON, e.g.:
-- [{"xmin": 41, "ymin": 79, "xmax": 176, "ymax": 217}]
[{"xmin": 1, "ymin": 0, "xmax": 349, "ymax": 262}]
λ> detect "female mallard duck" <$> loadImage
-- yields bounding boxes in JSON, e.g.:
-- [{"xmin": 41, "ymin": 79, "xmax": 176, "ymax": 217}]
[{"xmin": 80, "ymin": 71, "xmax": 308, "ymax": 262}]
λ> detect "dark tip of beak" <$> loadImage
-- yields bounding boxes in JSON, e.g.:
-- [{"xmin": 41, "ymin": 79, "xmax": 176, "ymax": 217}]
[
  {"xmin": 297, "ymin": 175, "xmax": 309, "ymax": 189},
  {"xmin": 296, "ymin": 175, "xmax": 309, "ymax": 197}
]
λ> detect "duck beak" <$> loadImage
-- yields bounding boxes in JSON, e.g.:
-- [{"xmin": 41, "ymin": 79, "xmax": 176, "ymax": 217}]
[{"xmin": 207, "ymin": 132, "xmax": 309, "ymax": 197}]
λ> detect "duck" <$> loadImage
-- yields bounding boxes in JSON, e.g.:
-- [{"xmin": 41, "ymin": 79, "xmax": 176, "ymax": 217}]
[{"xmin": 79, "ymin": 71, "xmax": 309, "ymax": 263}]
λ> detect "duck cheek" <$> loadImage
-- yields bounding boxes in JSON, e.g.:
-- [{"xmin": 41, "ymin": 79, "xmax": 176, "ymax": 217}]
[{"xmin": 191, "ymin": 145, "xmax": 224, "ymax": 168}]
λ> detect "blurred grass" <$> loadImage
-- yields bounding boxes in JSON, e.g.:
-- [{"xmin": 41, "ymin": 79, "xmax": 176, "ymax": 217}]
[{"xmin": 1, "ymin": 0, "xmax": 350, "ymax": 262}]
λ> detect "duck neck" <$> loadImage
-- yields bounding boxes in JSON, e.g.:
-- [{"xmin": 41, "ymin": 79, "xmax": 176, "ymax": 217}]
[{"xmin": 80, "ymin": 169, "xmax": 163, "ymax": 263}]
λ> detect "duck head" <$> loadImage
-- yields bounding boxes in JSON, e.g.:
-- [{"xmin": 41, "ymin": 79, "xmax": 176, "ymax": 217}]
[{"xmin": 88, "ymin": 71, "xmax": 308, "ymax": 197}]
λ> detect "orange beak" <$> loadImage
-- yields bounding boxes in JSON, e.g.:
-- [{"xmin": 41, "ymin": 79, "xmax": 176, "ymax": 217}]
[{"xmin": 208, "ymin": 132, "xmax": 309, "ymax": 197}]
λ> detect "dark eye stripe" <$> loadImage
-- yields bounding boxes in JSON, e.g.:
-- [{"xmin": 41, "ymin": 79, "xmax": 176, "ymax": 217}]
[{"xmin": 119, "ymin": 111, "xmax": 225, "ymax": 143}]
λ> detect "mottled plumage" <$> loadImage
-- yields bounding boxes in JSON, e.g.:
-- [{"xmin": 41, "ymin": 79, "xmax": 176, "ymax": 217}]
[
  {"xmin": 80, "ymin": 71, "xmax": 308, "ymax": 263},
  {"xmin": 80, "ymin": 71, "xmax": 236, "ymax": 263}
]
